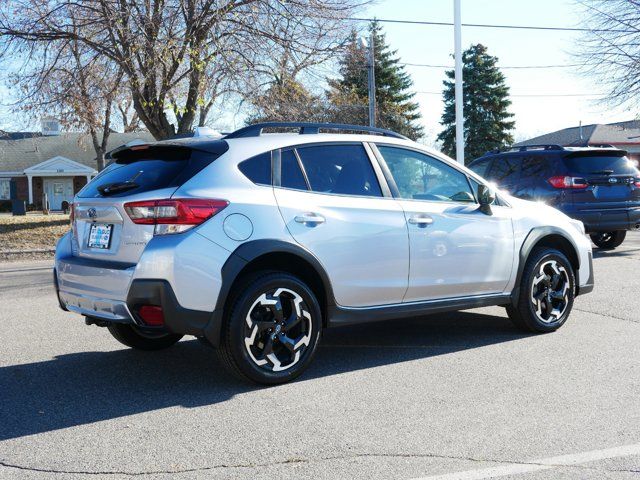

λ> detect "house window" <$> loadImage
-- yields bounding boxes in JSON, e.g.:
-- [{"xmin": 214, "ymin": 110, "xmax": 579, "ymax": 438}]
[{"xmin": 0, "ymin": 179, "xmax": 10, "ymax": 200}]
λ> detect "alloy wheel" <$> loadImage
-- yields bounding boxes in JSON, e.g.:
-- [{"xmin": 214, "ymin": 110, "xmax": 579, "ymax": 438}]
[
  {"xmin": 243, "ymin": 288, "xmax": 313, "ymax": 372},
  {"xmin": 530, "ymin": 260, "xmax": 570, "ymax": 323}
]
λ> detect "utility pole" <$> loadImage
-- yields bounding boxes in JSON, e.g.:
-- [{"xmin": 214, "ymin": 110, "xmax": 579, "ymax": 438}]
[
  {"xmin": 454, "ymin": 0, "xmax": 464, "ymax": 164},
  {"xmin": 367, "ymin": 29, "xmax": 376, "ymax": 127}
]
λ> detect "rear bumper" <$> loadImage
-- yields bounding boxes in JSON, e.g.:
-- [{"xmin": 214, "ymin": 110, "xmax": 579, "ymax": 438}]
[
  {"xmin": 558, "ymin": 204, "xmax": 640, "ymax": 232},
  {"xmin": 54, "ymin": 230, "xmax": 230, "ymax": 345}
]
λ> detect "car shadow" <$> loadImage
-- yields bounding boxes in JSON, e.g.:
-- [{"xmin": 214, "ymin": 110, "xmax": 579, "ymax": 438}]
[
  {"xmin": 0, "ymin": 310, "xmax": 531, "ymax": 441},
  {"xmin": 593, "ymin": 247, "xmax": 640, "ymax": 259}
]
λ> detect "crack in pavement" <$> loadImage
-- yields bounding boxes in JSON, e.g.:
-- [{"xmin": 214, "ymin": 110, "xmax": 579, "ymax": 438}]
[
  {"xmin": 574, "ymin": 307, "xmax": 640, "ymax": 325},
  {"xmin": 1, "ymin": 451, "xmax": 638, "ymax": 477}
]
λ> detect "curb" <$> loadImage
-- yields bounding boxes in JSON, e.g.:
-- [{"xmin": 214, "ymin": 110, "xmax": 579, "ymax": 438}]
[{"xmin": 0, "ymin": 249, "xmax": 55, "ymax": 255}]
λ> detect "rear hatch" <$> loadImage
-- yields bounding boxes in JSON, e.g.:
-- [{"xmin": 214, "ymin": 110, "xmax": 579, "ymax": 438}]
[
  {"xmin": 562, "ymin": 150, "xmax": 640, "ymax": 205},
  {"xmin": 72, "ymin": 143, "xmax": 226, "ymax": 264}
]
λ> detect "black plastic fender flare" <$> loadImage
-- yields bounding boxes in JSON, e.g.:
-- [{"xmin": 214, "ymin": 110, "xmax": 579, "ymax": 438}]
[{"xmin": 510, "ymin": 226, "xmax": 581, "ymax": 306}]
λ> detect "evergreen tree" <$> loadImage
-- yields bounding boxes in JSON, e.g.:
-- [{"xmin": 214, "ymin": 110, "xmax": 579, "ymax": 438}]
[
  {"xmin": 328, "ymin": 22, "xmax": 424, "ymax": 140},
  {"xmin": 437, "ymin": 44, "xmax": 515, "ymax": 163}
]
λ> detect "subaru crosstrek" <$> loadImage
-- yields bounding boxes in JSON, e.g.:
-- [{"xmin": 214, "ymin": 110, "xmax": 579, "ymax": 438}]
[
  {"xmin": 54, "ymin": 122, "xmax": 594, "ymax": 384},
  {"xmin": 468, "ymin": 145, "xmax": 640, "ymax": 249}
]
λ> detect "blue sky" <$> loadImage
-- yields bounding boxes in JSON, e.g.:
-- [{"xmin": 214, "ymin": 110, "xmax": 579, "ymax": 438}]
[
  {"xmin": 366, "ymin": 0, "xmax": 635, "ymax": 144},
  {"xmin": 1, "ymin": 0, "xmax": 635, "ymax": 142}
]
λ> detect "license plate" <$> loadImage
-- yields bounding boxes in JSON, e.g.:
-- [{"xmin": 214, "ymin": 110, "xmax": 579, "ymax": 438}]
[{"xmin": 88, "ymin": 223, "xmax": 113, "ymax": 249}]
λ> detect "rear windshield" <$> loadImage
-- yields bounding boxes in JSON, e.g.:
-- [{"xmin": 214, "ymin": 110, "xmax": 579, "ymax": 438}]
[
  {"xmin": 562, "ymin": 154, "xmax": 639, "ymax": 175},
  {"xmin": 78, "ymin": 144, "xmax": 226, "ymax": 198}
]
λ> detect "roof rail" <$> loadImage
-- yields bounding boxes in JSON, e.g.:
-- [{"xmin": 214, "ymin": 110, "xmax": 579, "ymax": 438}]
[
  {"xmin": 508, "ymin": 144, "xmax": 566, "ymax": 152},
  {"xmin": 223, "ymin": 122, "xmax": 408, "ymax": 140}
]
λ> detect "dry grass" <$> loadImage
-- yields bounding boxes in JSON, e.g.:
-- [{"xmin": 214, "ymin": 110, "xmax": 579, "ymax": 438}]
[{"xmin": 0, "ymin": 214, "xmax": 69, "ymax": 257}]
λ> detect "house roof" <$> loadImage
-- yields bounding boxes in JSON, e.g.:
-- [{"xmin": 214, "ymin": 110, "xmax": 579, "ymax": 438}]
[
  {"xmin": 516, "ymin": 120, "xmax": 640, "ymax": 147},
  {"xmin": 0, "ymin": 131, "xmax": 155, "ymax": 174}
]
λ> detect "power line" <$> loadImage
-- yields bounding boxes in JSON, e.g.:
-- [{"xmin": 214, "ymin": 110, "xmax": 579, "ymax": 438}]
[
  {"xmin": 400, "ymin": 62, "xmax": 581, "ymax": 69},
  {"xmin": 347, "ymin": 16, "xmax": 635, "ymax": 33},
  {"xmin": 415, "ymin": 91, "xmax": 607, "ymax": 97}
]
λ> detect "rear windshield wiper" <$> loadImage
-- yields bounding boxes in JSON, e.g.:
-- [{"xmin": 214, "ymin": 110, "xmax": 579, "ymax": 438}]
[
  {"xmin": 97, "ymin": 182, "xmax": 139, "ymax": 195},
  {"xmin": 590, "ymin": 169, "xmax": 615, "ymax": 175}
]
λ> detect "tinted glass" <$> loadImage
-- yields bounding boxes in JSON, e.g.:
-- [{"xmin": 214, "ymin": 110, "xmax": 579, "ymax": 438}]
[
  {"xmin": 79, "ymin": 146, "xmax": 219, "ymax": 198},
  {"xmin": 488, "ymin": 156, "xmax": 521, "ymax": 183},
  {"xmin": 469, "ymin": 158, "xmax": 492, "ymax": 178},
  {"xmin": 296, "ymin": 144, "xmax": 382, "ymax": 197},
  {"xmin": 378, "ymin": 146, "xmax": 475, "ymax": 203},
  {"xmin": 239, "ymin": 152, "xmax": 271, "ymax": 185},
  {"xmin": 281, "ymin": 149, "xmax": 308, "ymax": 190},
  {"xmin": 521, "ymin": 155, "xmax": 551, "ymax": 179},
  {"xmin": 562, "ymin": 154, "xmax": 639, "ymax": 175}
]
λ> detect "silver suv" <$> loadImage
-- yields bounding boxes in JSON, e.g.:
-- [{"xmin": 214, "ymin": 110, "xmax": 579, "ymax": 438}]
[{"xmin": 54, "ymin": 122, "xmax": 594, "ymax": 384}]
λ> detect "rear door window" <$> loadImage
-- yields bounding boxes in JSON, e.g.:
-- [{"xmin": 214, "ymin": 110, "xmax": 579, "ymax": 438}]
[
  {"xmin": 521, "ymin": 155, "xmax": 552, "ymax": 179},
  {"xmin": 79, "ymin": 144, "xmax": 225, "ymax": 198},
  {"xmin": 281, "ymin": 149, "xmax": 308, "ymax": 190},
  {"xmin": 295, "ymin": 144, "xmax": 382, "ymax": 197},
  {"xmin": 487, "ymin": 156, "xmax": 521, "ymax": 184},
  {"xmin": 562, "ymin": 154, "xmax": 639, "ymax": 175}
]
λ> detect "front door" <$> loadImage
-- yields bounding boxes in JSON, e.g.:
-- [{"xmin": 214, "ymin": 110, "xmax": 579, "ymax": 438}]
[
  {"xmin": 374, "ymin": 145, "xmax": 515, "ymax": 302},
  {"xmin": 44, "ymin": 177, "xmax": 74, "ymax": 210},
  {"xmin": 273, "ymin": 143, "xmax": 409, "ymax": 308}
]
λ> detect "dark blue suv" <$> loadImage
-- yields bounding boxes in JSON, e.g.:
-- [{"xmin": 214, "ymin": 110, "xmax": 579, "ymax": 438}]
[{"xmin": 468, "ymin": 145, "xmax": 640, "ymax": 249}]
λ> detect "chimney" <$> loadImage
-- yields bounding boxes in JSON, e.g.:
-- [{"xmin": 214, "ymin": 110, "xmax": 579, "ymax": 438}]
[{"xmin": 41, "ymin": 117, "xmax": 61, "ymax": 136}]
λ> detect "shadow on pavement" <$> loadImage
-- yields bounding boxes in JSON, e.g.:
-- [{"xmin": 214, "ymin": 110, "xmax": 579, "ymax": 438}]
[
  {"xmin": 593, "ymin": 247, "xmax": 640, "ymax": 259},
  {"xmin": 0, "ymin": 310, "xmax": 530, "ymax": 441}
]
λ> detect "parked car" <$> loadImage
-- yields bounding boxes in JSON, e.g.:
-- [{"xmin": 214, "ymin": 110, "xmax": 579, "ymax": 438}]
[
  {"xmin": 54, "ymin": 123, "xmax": 594, "ymax": 384},
  {"xmin": 468, "ymin": 145, "xmax": 640, "ymax": 249}
]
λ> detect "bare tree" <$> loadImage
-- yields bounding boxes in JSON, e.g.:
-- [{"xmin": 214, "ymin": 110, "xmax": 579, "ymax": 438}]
[
  {"xmin": 577, "ymin": 0, "xmax": 640, "ymax": 108},
  {"xmin": 5, "ymin": 27, "xmax": 123, "ymax": 170},
  {"xmin": 0, "ymin": 0, "xmax": 367, "ymax": 140}
]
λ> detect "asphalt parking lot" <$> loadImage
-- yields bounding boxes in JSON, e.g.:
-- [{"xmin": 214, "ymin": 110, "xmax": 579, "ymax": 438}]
[{"xmin": 1, "ymin": 233, "xmax": 639, "ymax": 480}]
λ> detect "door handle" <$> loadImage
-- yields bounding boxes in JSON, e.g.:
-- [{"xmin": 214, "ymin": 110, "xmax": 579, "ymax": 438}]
[
  {"xmin": 294, "ymin": 212, "xmax": 326, "ymax": 226},
  {"xmin": 408, "ymin": 214, "xmax": 434, "ymax": 227}
]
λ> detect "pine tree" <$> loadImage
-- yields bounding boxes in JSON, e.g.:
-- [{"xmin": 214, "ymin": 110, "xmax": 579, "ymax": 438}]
[
  {"xmin": 328, "ymin": 22, "xmax": 424, "ymax": 140},
  {"xmin": 437, "ymin": 44, "xmax": 515, "ymax": 163}
]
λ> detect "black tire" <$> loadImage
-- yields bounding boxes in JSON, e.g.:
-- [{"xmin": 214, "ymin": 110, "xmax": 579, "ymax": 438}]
[
  {"xmin": 590, "ymin": 230, "xmax": 626, "ymax": 250},
  {"xmin": 107, "ymin": 323, "xmax": 183, "ymax": 350},
  {"xmin": 217, "ymin": 271, "xmax": 322, "ymax": 385},
  {"xmin": 507, "ymin": 247, "xmax": 575, "ymax": 333}
]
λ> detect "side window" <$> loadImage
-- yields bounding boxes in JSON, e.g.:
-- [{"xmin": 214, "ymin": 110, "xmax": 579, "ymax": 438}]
[
  {"xmin": 469, "ymin": 178, "xmax": 501, "ymax": 206},
  {"xmin": 469, "ymin": 158, "xmax": 493, "ymax": 178},
  {"xmin": 238, "ymin": 152, "xmax": 271, "ymax": 185},
  {"xmin": 521, "ymin": 155, "xmax": 549, "ymax": 179},
  {"xmin": 487, "ymin": 156, "xmax": 521, "ymax": 184},
  {"xmin": 281, "ymin": 149, "xmax": 308, "ymax": 190},
  {"xmin": 378, "ymin": 146, "xmax": 475, "ymax": 203},
  {"xmin": 295, "ymin": 144, "xmax": 382, "ymax": 197}
]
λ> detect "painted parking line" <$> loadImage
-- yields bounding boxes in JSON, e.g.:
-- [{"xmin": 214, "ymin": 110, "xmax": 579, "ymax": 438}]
[{"xmin": 410, "ymin": 443, "xmax": 640, "ymax": 480}]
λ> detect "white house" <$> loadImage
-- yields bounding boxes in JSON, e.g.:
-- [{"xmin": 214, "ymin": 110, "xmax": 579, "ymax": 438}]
[{"xmin": 0, "ymin": 120, "xmax": 153, "ymax": 210}]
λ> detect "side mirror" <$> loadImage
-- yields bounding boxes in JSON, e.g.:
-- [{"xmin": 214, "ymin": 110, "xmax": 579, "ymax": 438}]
[{"xmin": 478, "ymin": 184, "xmax": 496, "ymax": 215}]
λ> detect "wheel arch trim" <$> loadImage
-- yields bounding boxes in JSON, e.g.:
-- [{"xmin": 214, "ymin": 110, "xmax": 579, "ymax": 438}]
[
  {"xmin": 203, "ymin": 239, "xmax": 336, "ymax": 346},
  {"xmin": 511, "ymin": 226, "xmax": 581, "ymax": 306}
]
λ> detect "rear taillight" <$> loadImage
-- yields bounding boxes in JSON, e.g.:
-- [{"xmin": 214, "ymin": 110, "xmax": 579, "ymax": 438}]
[
  {"xmin": 548, "ymin": 176, "xmax": 588, "ymax": 189},
  {"xmin": 124, "ymin": 198, "xmax": 228, "ymax": 234},
  {"xmin": 635, "ymin": 178, "xmax": 640, "ymax": 188}
]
